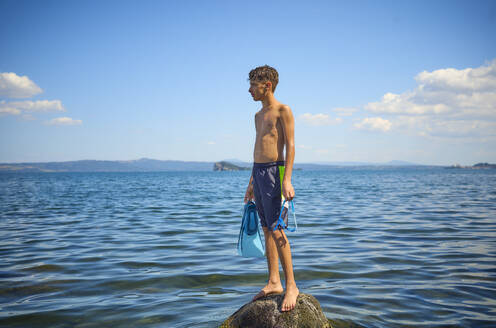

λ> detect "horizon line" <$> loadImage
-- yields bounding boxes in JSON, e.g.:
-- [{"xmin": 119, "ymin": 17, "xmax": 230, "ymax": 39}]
[{"xmin": 0, "ymin": 157, "xmax": 486, "ymax": 167}]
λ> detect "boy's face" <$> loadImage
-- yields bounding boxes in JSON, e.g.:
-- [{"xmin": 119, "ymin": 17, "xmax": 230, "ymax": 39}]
[{"xmin": 248, "ymin": 80, "xmax": 270, "ymax": 101}]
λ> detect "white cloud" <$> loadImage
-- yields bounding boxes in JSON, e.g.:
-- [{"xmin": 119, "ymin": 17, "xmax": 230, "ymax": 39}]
[
  {"xmin": 299, "ymin": 113, "xmax": 342, "ymax": 126},
  {"xmin": 207, "ymin": 141, "xmax": 215, "ymax": 145},
  {"xmin": 46, "ymin": 117, "xmax": 82, "ymax": 126},
  {"xmin": 0, "ymin": 72, "xmax": 43, "ymax": 98},
  {"xmin": 354, "ymin": 117, "xmax": 392, "ymax": 132},
  {"xmin": 0, "ymin": 73, "xmax": 74, "ymax": 126},
  {"xmin": 11, "ymin": 100, "xmax": 64, "ymax": 112},
  {"xmin": 0, "ymin": 100, "xmax": 65, "ymax": 115},
  {"xmin": 415, "ymin": 61, "xmax": 496, "ymax": 93},
  {"xmin": 333, "ymin": 107, "xmax": 357, "ymax": 116},
  {"xmin": 363, "ymin": 59, "xmax": 496, "ymax": 138},
  {"xmin": 365, "ymin": 92, "xmax": 452, "ymax": 115},
  {"xmin": 365, "ymin": 59, "xmax": 496, "ymax": 118},
  {"xmin": 0, "ymin": 102, "xmax": 21, "ymax": 115}
]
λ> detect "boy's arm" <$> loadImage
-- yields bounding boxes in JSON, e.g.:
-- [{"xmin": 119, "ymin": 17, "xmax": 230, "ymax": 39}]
[
  {"xmin": 280, "ymin": 105, "xmax": 295, "ymax": 200},
  {"xmin": 244, "ymin": 174, "xmax": 254, "ymax": 203}
]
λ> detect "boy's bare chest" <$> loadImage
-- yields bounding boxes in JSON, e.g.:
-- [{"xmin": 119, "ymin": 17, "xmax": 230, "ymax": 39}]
[{"xmin": 255, "ymin": 111, "xmax": 279, "ymax": 134}]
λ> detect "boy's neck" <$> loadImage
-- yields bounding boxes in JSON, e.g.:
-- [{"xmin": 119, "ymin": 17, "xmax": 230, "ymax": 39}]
[{"xmin": 261, "ymin": 93, "xmax": 277, "ymax": 109}]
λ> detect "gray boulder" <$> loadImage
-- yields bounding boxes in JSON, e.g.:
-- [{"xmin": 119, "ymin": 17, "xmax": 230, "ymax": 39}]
[{"xmin": 220, "ymin": 293, "xmax": 331, "ymax": 328}]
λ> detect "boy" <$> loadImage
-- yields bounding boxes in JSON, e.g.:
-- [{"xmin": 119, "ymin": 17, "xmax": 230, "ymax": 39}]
[{"xmin": 244, "ymin": 65, "xmax": 299, "ymax": 312}]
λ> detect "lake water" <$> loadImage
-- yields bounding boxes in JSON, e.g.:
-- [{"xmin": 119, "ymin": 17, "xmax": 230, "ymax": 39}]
[{"xmin": 0, "ymin": 168, "xmax": 495, "ymax": 328}]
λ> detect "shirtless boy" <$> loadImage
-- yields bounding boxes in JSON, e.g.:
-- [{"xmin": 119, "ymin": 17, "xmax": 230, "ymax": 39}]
[{"xmin": 244, "ymin": 65, "xmax": 299, "ymax": 312}]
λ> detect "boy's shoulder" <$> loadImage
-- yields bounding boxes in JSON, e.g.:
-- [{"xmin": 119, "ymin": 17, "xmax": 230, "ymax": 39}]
[
  {"xmin": 277, "ymin": 103, "xmax": 292, "ymax": 117},
  {"xmin": 255, "ymin": 103, "xmax": 292, "ymax": 117}
]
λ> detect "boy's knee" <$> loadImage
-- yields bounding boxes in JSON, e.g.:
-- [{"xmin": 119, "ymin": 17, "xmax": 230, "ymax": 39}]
[{"xmin": 268, "ymin": 227, "xmax": 286, "ymax": 239}]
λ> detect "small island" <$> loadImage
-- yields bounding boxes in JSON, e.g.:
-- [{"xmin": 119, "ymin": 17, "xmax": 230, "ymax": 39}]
[
  {"xmin": 213, "ymin": 161, "xmax": 250, "ymax": 171},
  {"xmin": 446, "ymin": 162, "xmax": 496, "ymax": 169}
]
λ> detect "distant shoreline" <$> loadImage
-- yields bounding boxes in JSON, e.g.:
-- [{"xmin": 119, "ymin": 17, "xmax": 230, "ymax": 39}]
[
  {"xmin": 445, "ymin": 163, "xmax": 496, "ymax": 169},
  {"xmin": 1, "ymin": 158, "xmax": 493, "ymax": 173}
]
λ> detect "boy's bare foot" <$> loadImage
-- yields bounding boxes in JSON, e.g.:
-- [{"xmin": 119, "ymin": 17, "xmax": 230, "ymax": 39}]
[
  {"xmin": 252, "ymin": 282, "xmax": 284, "ymax": 301},
  {"xmin": 281, "ymin": 284, "xmax": 299, "ymax": 312}
]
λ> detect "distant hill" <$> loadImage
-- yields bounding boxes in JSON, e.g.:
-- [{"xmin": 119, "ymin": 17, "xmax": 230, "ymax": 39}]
[{"xmin": 0, "ymin": 158, "xmax": 214, "ymax": 172}]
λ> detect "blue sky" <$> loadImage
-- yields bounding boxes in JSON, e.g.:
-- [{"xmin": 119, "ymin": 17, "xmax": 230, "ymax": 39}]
[{"xmin": 1, "ymin": 0, "xmax": 495, "ymax": 165}]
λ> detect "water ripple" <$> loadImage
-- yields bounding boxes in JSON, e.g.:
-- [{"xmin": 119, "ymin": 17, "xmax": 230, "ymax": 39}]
[{"xmin": 0, "ymin": 169, "xmax": 495, "ymax": 327}]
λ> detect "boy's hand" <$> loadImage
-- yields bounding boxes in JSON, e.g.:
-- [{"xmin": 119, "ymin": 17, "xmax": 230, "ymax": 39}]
[
  {"xmin": 282, "ymin": 181, "xmax": 295, "ymax": 200},
  {"xmin": 244, "ymin": 183, "xmax": 254, "ymax": 203}
]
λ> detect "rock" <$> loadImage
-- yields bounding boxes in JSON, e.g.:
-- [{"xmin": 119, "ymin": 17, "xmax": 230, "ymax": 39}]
[{"xmin": 219, "ymin": 293, "xmax": 331, "ymax": 328}]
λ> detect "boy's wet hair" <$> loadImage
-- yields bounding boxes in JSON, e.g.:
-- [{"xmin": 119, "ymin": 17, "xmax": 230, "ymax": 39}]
[{"xmin": 249, "ymin": 65, "xmax": 279, "ymax": 92}]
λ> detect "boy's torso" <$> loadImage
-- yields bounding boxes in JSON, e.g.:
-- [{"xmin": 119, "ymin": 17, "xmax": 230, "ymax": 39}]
[{"xmin": 254, "ymin": 104, "xmax": 285, "ymax": 163}]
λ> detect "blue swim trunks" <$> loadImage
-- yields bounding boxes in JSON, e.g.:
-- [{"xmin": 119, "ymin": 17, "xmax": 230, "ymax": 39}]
[{"xmin": 252, "ymin": 161, "xmax": 288, "ymax": 229}]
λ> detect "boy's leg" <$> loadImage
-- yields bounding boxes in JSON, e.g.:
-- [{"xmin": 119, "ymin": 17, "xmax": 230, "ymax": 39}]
[
  {"xmin": 252, "ymin": 227, "xmax": 283, "ymax": 300},
  {"xmin": 251, "ymin": 161, "xmax": 298, "ymax": 308},
  {"xmin": 271, "ymin": 228, "xmax": 299, "ymax": 312}
]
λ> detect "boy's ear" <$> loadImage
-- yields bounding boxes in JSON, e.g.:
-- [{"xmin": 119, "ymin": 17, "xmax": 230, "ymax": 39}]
[{"xmin": 265, "ymin": 81, "xmax": 272, "ymax": 91}]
